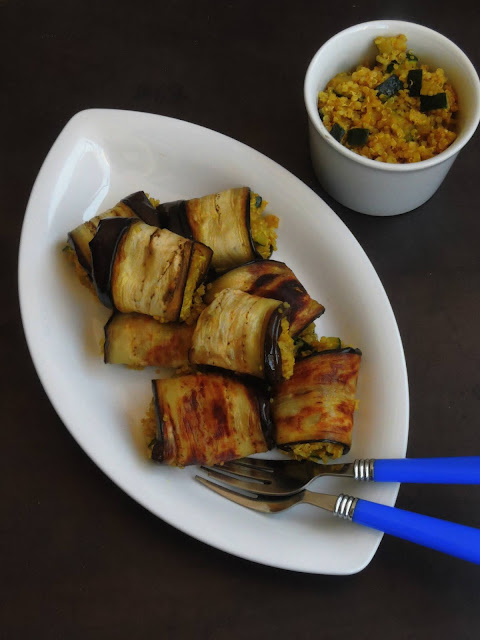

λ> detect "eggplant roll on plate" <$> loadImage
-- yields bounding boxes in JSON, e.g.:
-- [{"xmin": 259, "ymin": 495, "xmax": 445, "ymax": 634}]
[
  {"xmin": 273, "ymin": 347, "xmax": 362, "ymax": 463},
  {"xmin": 156, "ymin": 187, "xmax": 278, "ymax": 272},
  {"xmin": 104, "ymin": 312, "xmax": 194, "ymax": 369},
  {"xmin": 66, "ymin": 191, "xmax": 159, "ymax": 278},
  {"xmin": 190, "ymin": 288, "xmax": 295, "ymax": 383},
  {"xmin": 143, "ymin": 373, "xmax": 273, "ymax": 466},
  {"xmin": 204, "ymin": 259, "xmax": 325, "ymax": 337},
  {"xmin": 90, "ymin": 219, "xmax": 212, "ymax": 323}
]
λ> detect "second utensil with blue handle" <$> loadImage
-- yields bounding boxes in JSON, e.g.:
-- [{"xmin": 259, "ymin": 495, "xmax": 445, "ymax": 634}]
[{"xmin": 352, "ymin": 457, "xmax": 480, "ymax": 483}]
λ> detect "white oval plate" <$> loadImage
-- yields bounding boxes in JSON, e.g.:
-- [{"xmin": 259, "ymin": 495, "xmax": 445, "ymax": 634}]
[{"xmin": 19, "ymin": 109, "xmax": 408, "ymax": 574}]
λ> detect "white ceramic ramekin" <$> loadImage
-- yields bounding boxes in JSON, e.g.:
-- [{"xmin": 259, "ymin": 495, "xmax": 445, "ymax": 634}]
[{"xmin": 304, "ymin": 20, "xmax": 480, "ymax": 215}]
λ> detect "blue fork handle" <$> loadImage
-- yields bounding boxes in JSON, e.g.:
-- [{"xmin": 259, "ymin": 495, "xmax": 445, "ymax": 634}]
[
  {"xmin": 372, "ymin": 457, "xmax": 480, "ymax": 484},
  {"xmin": 352, "ymin": 499, "xmax": 480, "ymax": 564}
]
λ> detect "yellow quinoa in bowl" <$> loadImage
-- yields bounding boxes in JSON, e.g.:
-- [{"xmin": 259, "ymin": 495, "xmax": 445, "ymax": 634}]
[{"xmin": 317, "ymin": 34, "xmax": 458, "ymax": 163}]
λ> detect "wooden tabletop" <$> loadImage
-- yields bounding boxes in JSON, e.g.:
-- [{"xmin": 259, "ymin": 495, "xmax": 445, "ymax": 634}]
[{"xmin": 4, "ymin": 1, "xmax": 480, "ymax": 638}]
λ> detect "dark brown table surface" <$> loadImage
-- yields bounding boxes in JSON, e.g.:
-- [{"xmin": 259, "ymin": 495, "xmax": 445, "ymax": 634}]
[{"xmin": 3, "ymin": 1, "xmax": 480, "ymax": 638}]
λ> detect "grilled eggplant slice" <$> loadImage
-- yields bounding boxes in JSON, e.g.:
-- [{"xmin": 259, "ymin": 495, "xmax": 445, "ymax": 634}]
[
  {"xmin": 90, "ymin": 219, "xmax": 212, "ymax": 321},
  {"xmin": 104, "ymin": 313, "xmax": 195, "ymax": 369},
  {"xmin": 190, "ymin": 288, "xmax": 294, "ymax": 383},
  {"xmin": 273, "ymin": 347, "xmax": 362, "ymax": 463},
  {"xmin": 120, "ymin": 191, "xmax": 159, "ymax": 227},
  {"xmin": 89, "ymin": 218, "xmax": 134, "ymax": 308},
  {"xmin": 204, "ymin": 260, "xmax": 325, "ymax": 336},
  {"xmin": 144, "ymin": 373, "xmax": 273, "ymax": 466},
  {"xmin": 156, "ymin": 187, "xmax": 278, "ymax": 272},
  {"xmin": 67, "ymin": 191, "xmax": 158, "ymax": 276}
]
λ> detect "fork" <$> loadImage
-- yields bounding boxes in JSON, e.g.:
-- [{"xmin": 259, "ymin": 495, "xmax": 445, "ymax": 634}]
[
  {"xmin": 195, "ymin": 475, "xmax": 480, "ymax": 564},
  {"xmin": 201, "ymin": 456, "xmax": 480, "ymax": 496}
]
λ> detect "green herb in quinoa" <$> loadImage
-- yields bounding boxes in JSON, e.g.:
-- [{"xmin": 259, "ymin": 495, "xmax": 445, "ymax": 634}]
[{"xmin": 317, "ymin": 34, "xmax": 458, "ymax": 163}]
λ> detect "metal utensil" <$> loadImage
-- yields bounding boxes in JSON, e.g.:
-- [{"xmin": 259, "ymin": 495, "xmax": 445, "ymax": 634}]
[
  {"xmin": 201, "ymin": 456, "xmax": 480, "ymax": 496},
  {"xmin": 195, "ymin": 475, "xmax": 480, "ymax": 564}
]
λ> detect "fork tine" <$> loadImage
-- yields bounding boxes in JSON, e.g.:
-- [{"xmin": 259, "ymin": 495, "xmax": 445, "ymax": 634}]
[
  {"xmin": 202, "ymin": 467, "xmax": 269, "ymax": 492},
  {"xmin": 225, "ymin": 457, "xmax": 283, "ymax": 471},
  {"xmin": 195, "ymin": 476, "xmax": 300, "ymax": 513},
  {"xmin": 203, "ymin": 461, "xmax": 273, "ymax": 482}
]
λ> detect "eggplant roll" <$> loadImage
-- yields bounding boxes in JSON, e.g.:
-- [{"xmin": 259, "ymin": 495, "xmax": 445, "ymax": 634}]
[
  {"xmin": 190, "ymin": 288, "xmax": 294, "ymax": 383},
  {"xmin": 156, "ymin": 187, "xmax": 278, "ymax": 272},
  {"xmin": 90, "ymin": 219, "xmax": 212, "ymax": 322},
  {"xmin": 204, "ymin": 260, "xmax": 325, "ymax": 337},
  {"xmin": 143, "ymin": 373, "xmax": 273, "ymax": 466},
  {"xmin": 67, "ymin": 191, "xmax": 159, "ymax": 275},
  {"xmin": 272, "ymin": 348, "xmax": 362, "ymax": 463},
  {"xmin": 104, "ymin": 313, "xmax": 194, "ymax": 369}
]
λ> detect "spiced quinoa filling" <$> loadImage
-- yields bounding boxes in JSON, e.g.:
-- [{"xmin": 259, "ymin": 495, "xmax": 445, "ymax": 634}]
[
  {"xmin": 318, "ymin": 34, "xmax": 458, "ymax": 163},
  {"xmin": 249, "ymin": 191, "xmax": 279, "ymax": 259}
]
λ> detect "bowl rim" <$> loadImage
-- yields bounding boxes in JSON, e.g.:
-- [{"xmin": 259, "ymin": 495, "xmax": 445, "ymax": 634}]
[{"xmin": 304, "ymin": 19, "xmax": 480, "ymax": 173}]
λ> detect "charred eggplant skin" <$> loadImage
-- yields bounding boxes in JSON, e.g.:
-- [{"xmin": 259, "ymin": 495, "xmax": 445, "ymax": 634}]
[
  {"xmin": 298, "ymin": 346, "xmax": 362, "ymax": 359},
  {"xmin": 157, "ymin": 188, "xmax": 264, "ymax": 271},
  {"xmin": 176, "ymin": 367, "xmax": 275, "ymax": 448},
  {"xmin": 263, "ymin": 307, "xmax": 284, "ymax": 385},
  {"xmin": 148, "ymin": 373, "xmax": 272, "ymax": 466},
  {"xmin": 243, "ymin": 188, "xmax": 261, "ymax": 260},
  {"xmin": 67, "ymin": 203, "xmax": 133, "ymax": 276},
  {"xmin": 252, "ymin": 380, "xmax": 275, "ymax": 448},
  {"xmin": 273, "ymin": 349, "xmax": 361, "ymax": 455},
  {"xmin": 121, "ymin": 191, "xmax": 159, "ymax": 227},
  {"xmin": 89, "ymin": 218, "xmax": 134, "ymax": 308},
  {"xmin": 150, "ymin": 380, "xmax": 165, "ymax": 462},
  {"xmin": 205, "ymin": 259, "xmax": 325, "ymax": 336},
  {"xmin": 67, "ymin": 192, "xmax": 156, "ymax": 277},
  {"xmin": 67, "ymin": 233, "xmax": 90, "ymax": 273},
  {"xmin": 156, "ymin": 200, "xmax": 194, "ymax": 240}
]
